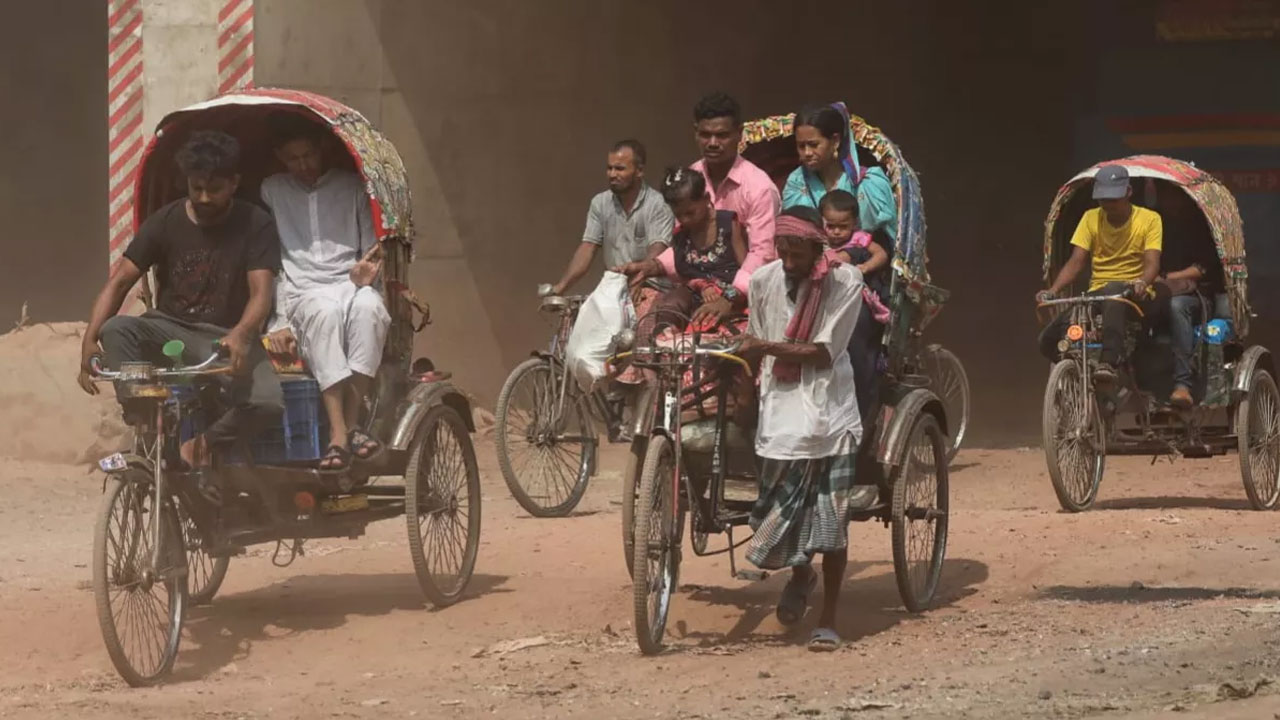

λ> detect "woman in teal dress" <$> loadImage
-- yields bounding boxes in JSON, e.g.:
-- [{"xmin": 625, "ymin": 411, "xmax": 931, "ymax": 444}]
[{"xmin": 782, "ymin": 103, "xmax": 897, "ymax": 241}]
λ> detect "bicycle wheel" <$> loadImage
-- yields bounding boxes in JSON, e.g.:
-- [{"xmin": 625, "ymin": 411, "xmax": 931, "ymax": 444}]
[
  {"xmin": 93, "ymin": 469, "xmax": 187, "ymax": 687},
  {"xmin": 632, "ymin": 435, "xmax": 681, "ymax": 655},
  {"xmin": 891, "ymin": 412, "xmax": 950, "ymax": 613},
  {"xmin": 920, "ymin": 345, "xmax": 970, "ymax": 463},
  {"xmin": 496, "ymin": 357, "xmax": 593, "ymax": 517},
  {"xmin": 1238, "ymin": 369, "xmax": 1280, "ymax": 510},
  {"xmin": 406, "ymin": 404, "xmax": 482, "ymax": 608},
  {"xmin": 1042, "ymin": 359, "xmax": 1105, "ymax": 512},
  {"xmin": 621, "ymin": 436, "xmax": 646, "ymax": 579},
  {"xmin": 179, "ymin": 504, "xmax": 229, "ymax": 606}
]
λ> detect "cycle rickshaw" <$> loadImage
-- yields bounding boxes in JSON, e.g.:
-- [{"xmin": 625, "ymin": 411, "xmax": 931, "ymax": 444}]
[
  {"xmin": 88, "ymin": 89, "xmax": 481, "ymax": 686},
  {"xmin": 1038, "ymin": 155, "xmax": 1278, "ymax": 512},
  {"xmin": 613, "ymin": 109, "xmax": 954, "ymax": 655}
]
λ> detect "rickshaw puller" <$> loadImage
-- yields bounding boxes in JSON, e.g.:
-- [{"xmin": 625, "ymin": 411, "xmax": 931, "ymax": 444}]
[
  {"xmin": 1037, "ymin": 164, "xmax": 1164, "ymax": 382},
  {"xmin": 77, "ymin": 130, "xmax": 284, "ymax": 470},
  {"xmin": 261, "ymin": 113, "xmax": 392, "ymax": 472},
  {"xmin": 736, "ymin": 214, "xmax": 872, "ymax": 653}
]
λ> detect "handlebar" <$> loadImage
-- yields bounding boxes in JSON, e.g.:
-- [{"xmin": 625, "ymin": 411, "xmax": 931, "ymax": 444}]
[
  {"xmin": 89, "ymin": 343, "xmax": 229, "ymax": 381},
  {"xmin": 1036, "ymin": 292, "xmax": 1145, "ymax": 319},
  {"xmin": 607, "ymin": 346, "xmax": 752, "ymax": 376}
]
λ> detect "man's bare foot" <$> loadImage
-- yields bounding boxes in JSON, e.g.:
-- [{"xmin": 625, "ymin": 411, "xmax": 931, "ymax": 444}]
[{"xmin": 179, "ymin": 434, "xmax": 208, "ymax": 469}]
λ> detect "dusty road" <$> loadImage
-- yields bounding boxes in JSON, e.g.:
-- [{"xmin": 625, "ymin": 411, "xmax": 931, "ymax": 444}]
[{"xmin": 3, "ymin": 440, "xmax": 1280, "ymax": 719}]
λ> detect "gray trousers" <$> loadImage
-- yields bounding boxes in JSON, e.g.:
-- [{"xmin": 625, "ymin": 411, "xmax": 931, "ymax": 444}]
[{"xmin": 100, "ymin": 312, "xmax": 284, "ymax": 449}]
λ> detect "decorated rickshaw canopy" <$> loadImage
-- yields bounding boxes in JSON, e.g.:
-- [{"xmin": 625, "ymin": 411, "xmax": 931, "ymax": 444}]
[
  {"xmin": 1044, "ymin": 154, "xmax": 1250, "ymax": 333},
  {"xmin": 134, "ymin": 88, "xmax": 413, "ymax": 244}
]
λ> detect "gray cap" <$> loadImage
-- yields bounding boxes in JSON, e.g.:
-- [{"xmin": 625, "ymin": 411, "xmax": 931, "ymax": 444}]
[{"xmin": 1092, "ymin": 164, "xmax": 1130, "ymax": 200}]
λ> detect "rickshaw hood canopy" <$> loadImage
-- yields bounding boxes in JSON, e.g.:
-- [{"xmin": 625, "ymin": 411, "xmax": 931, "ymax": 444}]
[{"xmin": 1043, "ymin": 154, "xmax": 1250, "ymax": 332}]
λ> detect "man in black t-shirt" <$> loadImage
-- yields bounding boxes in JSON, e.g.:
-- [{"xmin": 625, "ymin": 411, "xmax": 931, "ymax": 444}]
[
  {"xmin": 78, "ymin": 130, "xmax": 283, "ymax": 466},
  {"xmin": 1154, "ymin": 184, "xmax": 1229, "ymax": 408}
]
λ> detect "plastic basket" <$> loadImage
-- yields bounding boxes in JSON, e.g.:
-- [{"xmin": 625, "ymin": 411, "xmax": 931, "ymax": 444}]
[{"xmin": 170, "ymin": 377, "xmax": 329, "ymax": 465}]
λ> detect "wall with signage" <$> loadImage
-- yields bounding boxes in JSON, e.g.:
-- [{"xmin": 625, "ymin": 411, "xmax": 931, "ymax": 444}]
[{"xmin": 1075, "ymin": 0, "xmax": 1280, "ymax": 333}]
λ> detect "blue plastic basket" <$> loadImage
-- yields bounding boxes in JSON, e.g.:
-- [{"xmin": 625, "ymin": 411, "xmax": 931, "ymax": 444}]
[
  {"xmin": 246, "ymin": 377, "xmax": 328, "ymax": 464},
  {"xmin": 170, "ymin": 377, "xmax": 329, "ymax": 465}
]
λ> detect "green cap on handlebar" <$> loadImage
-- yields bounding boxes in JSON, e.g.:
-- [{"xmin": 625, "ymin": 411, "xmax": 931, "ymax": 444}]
[{"xmin": 162, "ymin": 340, "xmax": 185, "ymax": 362}]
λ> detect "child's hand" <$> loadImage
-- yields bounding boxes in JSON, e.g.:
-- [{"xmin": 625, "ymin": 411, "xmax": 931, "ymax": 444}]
[{"xmin": 701, "ymin": 286, "xmax": 721, "ymax": 304}]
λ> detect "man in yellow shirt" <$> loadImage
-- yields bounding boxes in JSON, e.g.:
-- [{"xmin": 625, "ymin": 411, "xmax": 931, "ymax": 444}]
[{"xmin": 1037, "ymin": 165, "xmax": 1164, "ymax": 382}]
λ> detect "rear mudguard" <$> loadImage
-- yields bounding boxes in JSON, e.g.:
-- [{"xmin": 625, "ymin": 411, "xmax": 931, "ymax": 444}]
[
  {"xmin": 1233, "ymin": 345, "xmax": 1275, "ymax": 394},
  {"xmin": 876, "ymin": 387, "xmax": 949, "ymax": 469},
  {"xmin": 389, "ymin": 380, "xmax": 475, "ymax": 450}
]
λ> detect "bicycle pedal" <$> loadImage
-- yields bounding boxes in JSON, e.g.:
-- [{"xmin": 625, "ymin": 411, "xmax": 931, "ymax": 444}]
[{"xmin": 734, "ymin": 569, "xmax": 767, "ymax": 582}]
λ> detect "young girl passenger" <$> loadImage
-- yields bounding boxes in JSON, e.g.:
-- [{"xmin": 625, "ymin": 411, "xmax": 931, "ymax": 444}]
[{"xmin": 617, "ymin": 166, "xmax": 748, "ymax": 327}]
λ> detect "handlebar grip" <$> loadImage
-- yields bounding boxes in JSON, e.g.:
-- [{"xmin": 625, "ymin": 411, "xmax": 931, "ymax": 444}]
[
  {"xmin": 212, "ymin": 340, "xmax": 231, "ymax": 359},
  {"xmin": 88, "ymin": 354, "xmax": 105, "ymax": 376}
]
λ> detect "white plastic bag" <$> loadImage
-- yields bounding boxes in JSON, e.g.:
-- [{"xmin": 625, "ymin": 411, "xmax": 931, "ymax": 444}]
[{"xmin": 565, "ymin": 271, "xmax": 634, "ymax": 392}]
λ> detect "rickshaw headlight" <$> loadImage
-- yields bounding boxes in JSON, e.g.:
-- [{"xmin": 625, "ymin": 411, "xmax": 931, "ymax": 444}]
[
  {"xmin": 1057, "ymin": 340, "xmax": 1070, "ymax": 353},
  {"xmin": 1066, "ymin": 325, "xmax": 1085, "ymax": 342}
]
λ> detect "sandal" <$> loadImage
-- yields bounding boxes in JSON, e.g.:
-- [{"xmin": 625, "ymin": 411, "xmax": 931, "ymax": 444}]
[
  {"xmin": 808, "ymin": 627, "xmax": 841, "ymax": 652},
  {"xmin": 349, "ymin": 429, "xmax": 384, "ymax": 463},
  {"xmin": 318, "ymin": 444, "xmax": 351, "ymax": 473},
  {"xmin": 776, "ymin": 570, "xmax": 818, "ymax": 626}
]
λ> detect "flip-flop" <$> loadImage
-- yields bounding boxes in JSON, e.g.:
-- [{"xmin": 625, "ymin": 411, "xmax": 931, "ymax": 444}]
[
  {"xmin": 808, "ymin": 627, "xmax": 841, "ymax": 652},
  {"xmin": 318, "ymin": 444, "xmax": 351, "ymax": 474},
  {"xmin": 776, "ymin": 570, "xmax": 818, "ymax": 626},
  {"xmin": 349, "ymin": 429, "xmax": 385, "ymax": 463}
]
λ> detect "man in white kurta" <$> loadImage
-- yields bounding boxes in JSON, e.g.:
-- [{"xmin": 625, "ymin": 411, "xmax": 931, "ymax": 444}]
[
  {"xmin": 738, "ymin": 214, "xmax": 867, "ymax": 652},
  {"xmin": 262, "ymin": 114, "xmax": 390, "ymax": 470}
]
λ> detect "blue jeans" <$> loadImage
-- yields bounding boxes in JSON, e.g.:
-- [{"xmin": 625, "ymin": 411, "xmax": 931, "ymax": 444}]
[{"xmin": 1169, "ymin": 293, "xmax": 1231, "ymax": 388}]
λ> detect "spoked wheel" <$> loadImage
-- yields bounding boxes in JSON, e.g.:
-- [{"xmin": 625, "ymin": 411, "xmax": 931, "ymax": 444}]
[
  {"xmin": 919, "ymin": 345, "xmax": 970, "ymax": 463},
  {"xmin": 1238, "ymin": 369, "xmax": 1280, "ymax": 510},
  {"xmin": 496, "ymin": 357, "xmax": 594, "ymax": 517},
  {"xmin": 93, "ymin": 469, "xmax": 187, "ymax": 687},
  {"xmin": 406, "ymin": 404, "xmax": 482, "ymax": 607},
  {"xmin": 621, "ymin": 436, "xmax": 646, "ymax": 578},
  {"xmin": 890, "ymin": 412, "xmax": 950, "ymax": 613},
  {"xmin": 178, "ymin": 505, "xmax": 228, "ymax": 606},
  {"xmin": 1042, "ymin": 359, "xmax": 1106, "ymax": 512},
  {"xmin": 631, "ymin": 435, "xmax": 681, "ymax": 655}
]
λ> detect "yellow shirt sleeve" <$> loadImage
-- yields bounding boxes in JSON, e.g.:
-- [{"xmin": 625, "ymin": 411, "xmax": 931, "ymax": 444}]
[
  {"xmin": 1142, "ymin": 210, "xmax": 1163, "ymax": 252},
  {"xmin": 1069, "ymin": 210, "xmax": 1095, "ymax": 252}
]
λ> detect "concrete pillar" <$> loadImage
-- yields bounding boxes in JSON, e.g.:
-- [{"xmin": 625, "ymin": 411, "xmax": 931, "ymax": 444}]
[{"xmin": 106, "ymin": 0, "xmax": 254, "ymax": 273}]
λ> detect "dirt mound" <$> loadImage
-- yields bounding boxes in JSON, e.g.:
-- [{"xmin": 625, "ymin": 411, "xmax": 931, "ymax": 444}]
[{"xmin": 0, "ymin": 322, "xmax": 126, "ymax": 464}]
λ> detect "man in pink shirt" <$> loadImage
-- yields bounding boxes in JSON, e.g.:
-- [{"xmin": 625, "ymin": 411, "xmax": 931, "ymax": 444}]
[{"xmin": 646, "ymin": 92, "xmax": 781, "ymax": 324}]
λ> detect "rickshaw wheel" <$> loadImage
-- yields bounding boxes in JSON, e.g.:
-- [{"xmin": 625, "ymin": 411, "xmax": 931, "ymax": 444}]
[
  {"xmin": 920, "ymin": 345, "xmax": 970, "ymax": 463},
  {"xmin": 1237, "ymin": 369, "xmax": 1280, "ymax": 511},
  {"xmin": 621, "ymin": 436, "xmax": 647, "ymax": 579},
  {"xmin": 496, "ymin": 358, "xmax": 592, "ymax": 517},
  {"xmin": 1042, "ymin": 359, "xmax": 1105, "ymax": 512},
  {"xmin": 890, "ymin": 412, "xmax": 950, "ymax": 613},
  {"xmin": 93, "ymin": 469, "xmax": 187, "ymax": 687},
  {"xmin": 632, "ymin": 435, "xmax": 681, "ymax": 655},
  {"xmin": 179, "ymin": 504, "xmax": 229, "ymax": 606},
  {"xmin": 405, "ymin": 404, "xmax": 482, "ymax": 608}
]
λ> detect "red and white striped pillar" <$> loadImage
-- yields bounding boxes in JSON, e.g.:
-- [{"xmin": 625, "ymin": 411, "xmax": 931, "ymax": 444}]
[
  {"xmin": 105, "ymin": 0, "xmax": 256, "ymax": 280},
  {"xmin": 218, "ymin": 0, "xmax": 255, "ymax": 94},
  {"xmin": 106, "ymin": 0, "xmax": 144, "ymax": 272}
]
